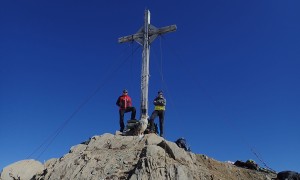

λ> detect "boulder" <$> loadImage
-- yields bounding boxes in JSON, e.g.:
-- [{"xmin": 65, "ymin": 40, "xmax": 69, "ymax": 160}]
[{"xmin": 0, "ymin": 159, "xmax": 43, "ymax": 180}]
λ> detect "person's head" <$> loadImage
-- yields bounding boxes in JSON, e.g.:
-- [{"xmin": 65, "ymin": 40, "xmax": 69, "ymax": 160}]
[
  {"xmin": 158, "ymin": 90, "xmax": 163, "ymax": 97},
  {"xmin": 123, "ymin": 89, "xmax": 128, "ymax": 95}
]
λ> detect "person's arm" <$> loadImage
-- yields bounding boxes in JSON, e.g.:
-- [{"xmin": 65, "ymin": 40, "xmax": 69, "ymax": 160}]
[
  {"xmin": 116, "ymin": 97, "xmax": 120, "ymax": 106},
  {"xmin": 153, "ymin": 97, "xmax": 159, "ymax": 105},
  {"xmin": 155, "ymin": 97, "xmax": 166, "ymax": 106},
  {"xmin": 128, "ymin": 96, "xmax": 132, "ymax": 107}
]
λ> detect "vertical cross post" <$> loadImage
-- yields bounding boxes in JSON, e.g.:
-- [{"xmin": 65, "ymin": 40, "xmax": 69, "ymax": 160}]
[{"xmin": 118, "ymin": 9, "xmax": 176, "ymax": 118}]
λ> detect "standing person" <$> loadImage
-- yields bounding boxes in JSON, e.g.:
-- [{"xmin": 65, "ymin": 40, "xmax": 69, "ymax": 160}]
[
  {"xmin": 116, "ymin": 89, "xmax": 136, "ymax": 132},
  {"xmin": 149, "ymin": 90, "xmax": 166, "ymax": 137}
]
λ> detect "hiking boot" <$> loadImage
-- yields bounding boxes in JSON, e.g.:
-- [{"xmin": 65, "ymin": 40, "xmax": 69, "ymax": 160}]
[{"xmin": 122, "ymin": 131, "xmax": 127, "ymax": 136}]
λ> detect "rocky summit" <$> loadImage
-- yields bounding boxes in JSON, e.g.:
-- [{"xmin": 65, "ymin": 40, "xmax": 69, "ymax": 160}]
[{"xmin": 1, "ymin": 133, "xmax": 276, "ymax": 180}]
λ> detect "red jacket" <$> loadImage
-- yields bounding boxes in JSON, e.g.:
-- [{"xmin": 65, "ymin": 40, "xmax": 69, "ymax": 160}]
[{"xmin": 116, "ymin": 95, "xmax": 132, "ymax": 110}]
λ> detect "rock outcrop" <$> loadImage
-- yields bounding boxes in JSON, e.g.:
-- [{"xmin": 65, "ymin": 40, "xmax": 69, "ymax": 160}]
[
  {"xmin": 1, "ymin": 133, "xmax": 276, "ymax": 180},
  {"xmin": 0, "ymin": 159, "xmax": 43, "ymax": 180}
]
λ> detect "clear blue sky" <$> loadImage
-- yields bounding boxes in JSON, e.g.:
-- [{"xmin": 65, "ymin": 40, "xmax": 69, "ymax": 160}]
[{"xmin": 1, "ymin": 0, "xmax": 299, "ymax": 173}]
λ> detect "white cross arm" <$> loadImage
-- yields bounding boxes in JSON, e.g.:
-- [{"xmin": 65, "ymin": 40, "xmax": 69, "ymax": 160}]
[
  {"xmin": 118, "ymin": 33, "xmax": 143, "ymax": 43},
  {"xmin": 118, "ymin": 24, "xmax": 177, "ymax": 44},
  {"xmin": 149, "ymin": 25, "xmax": 177, "ymax": 36}
]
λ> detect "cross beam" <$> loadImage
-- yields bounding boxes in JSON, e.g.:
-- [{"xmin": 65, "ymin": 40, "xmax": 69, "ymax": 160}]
[
  {"xmin": 118, "ymin": 25, "xmax": 177, "ymax": 44},
  {"xmin": 118, "ymin": 9, "xmax": 176, "ymax": 118}
]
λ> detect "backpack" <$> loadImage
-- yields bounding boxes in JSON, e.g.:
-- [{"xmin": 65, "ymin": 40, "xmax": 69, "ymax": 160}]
[
  {"xmin": 277, "ymin": 171, "xmax": 300, "ymax": 180},
  {"xmin": 175, "ymin": 138, "xmax": 191, "ymax": 151}
]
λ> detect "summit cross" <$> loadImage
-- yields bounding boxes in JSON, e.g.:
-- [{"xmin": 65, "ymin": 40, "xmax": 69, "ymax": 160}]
[{"xmin": 118, "ymin": 9, "xmax": 176, "ymax": 118}]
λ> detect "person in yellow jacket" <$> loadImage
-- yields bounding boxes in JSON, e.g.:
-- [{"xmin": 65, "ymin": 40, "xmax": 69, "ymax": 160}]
[{"xmin": 149, "ymin": 90, "xmax": 166, "ymax": 137}]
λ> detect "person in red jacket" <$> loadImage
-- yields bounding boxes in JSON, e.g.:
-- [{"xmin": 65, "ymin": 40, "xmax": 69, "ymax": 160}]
[{"xmin": 116, "ymin": 89, "xmax": 136, "ymax": 132}]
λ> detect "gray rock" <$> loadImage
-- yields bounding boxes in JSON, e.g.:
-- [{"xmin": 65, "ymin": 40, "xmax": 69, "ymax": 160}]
[
  {"xmin": 1, "ymin": 133, "xmax": 277, "ymax": 180},
  {"xmin": 0, "ymin": 159, "xmax": 43, "ymax": 180}
]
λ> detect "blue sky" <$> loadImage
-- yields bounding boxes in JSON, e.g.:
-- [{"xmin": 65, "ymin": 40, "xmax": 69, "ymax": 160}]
[{"xmin": 1, "ymin": 0, "xmax": 300, "ymax": 173}]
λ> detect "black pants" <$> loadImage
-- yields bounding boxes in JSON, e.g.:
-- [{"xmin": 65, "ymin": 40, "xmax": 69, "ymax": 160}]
[
  {"xmin": 150, "ymin": 110, "xmax": 165, "ymax": 137},
  {"xmin": 119, "ymin": 107, "xmax": 136, "ymax": 131}
]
